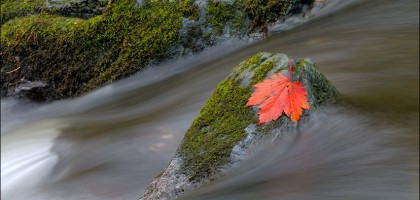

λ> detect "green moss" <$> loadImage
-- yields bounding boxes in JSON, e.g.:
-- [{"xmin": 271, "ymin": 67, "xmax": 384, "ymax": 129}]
[
  {"xmin": 294, "ymin": 59, "xmax": 338, "ymax": 106},
  {"xmin": 1, "ymin": 13, "xmax": 102, "ymax": 98},
  {"xmin": 1, "ymin": 0, "xmax": 312, "ymax": 100},
  {"xmin": 178, "ymin": 54, "xmax": 338, "ymax": 181},
  {"xmin": 1, "ymin": 0, "xmax": 45, "ymax": 24},
  {"xmin": 175, "ymin": 0, "xmax": 200, "ymax": 20},
  {"xmin": 244, "ymin": 0, "xmax": 293, "ymax": 28},
  {"xmin": 1, "ymin": 0, "xmax": 199, "ymax": 100},
  {"xmin": 206, "ymin": 0, "xmax": 246, "ymax": 34},
  {"xmin": 0, "ymin": 0, "xmax": 107, "ymax": 24},
  {"xmin": 179, "ymin": 53, "xmax": 276, "ymax": 180},
  {"xmin": 231, "ymin": 52, "xmax": 262, "ymax": 77},
  {"xmin": 250, "ymin": 56, "xmax": 276, "ymax": 82},
  {"xmin": 242, "ymin": 52, "xmax": 262, "ymax": 70},
  {"xmin": 180, "ymin": 77, "xmax": 256, "ymax": 180},
  {"xmin": 243, "ymin": 0, "xmax": 314, "ymax": 29},
  {"xmin": 1, "ymin": 14, "xmax": 86, "ymax": 47},
  {"xmin": 205, "ymin": 0, "xmax": 313, "ymax": 35},
  {"xmin": 90, "ymin": 0, "xmax": 185, "ymax": 84}
]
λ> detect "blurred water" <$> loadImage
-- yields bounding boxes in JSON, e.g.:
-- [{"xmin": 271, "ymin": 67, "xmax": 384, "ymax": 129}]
[{"xmin": 1, "ymin": 0, "xmax": 419, "ymax": 199}]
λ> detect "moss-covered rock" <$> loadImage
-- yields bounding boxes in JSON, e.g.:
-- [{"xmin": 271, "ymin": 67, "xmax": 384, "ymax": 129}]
[
  {"xmin": 206, "ymin": 0, "xmax": 246, "ymax": 35},
  {"xmin": 1, "ymin": 0, "xmax": 314, "ymax": 101},
  {"xmin": 140, "ymin": 52, "xmax": 338, "ymax": 200},
  {"xmin": 0, "ymin": 0, "xmax": 107, "ymax": 24},
  {"xmin": 1, "ymin": 0, "xmax": 196, "ymax": 100},
  {"xmin": 1, "ymin": 0, "xmax": 45, "ymax": 24},
  {"xmin": 244, "ymin": 0, "xmax": 311, "ymax": 29}
]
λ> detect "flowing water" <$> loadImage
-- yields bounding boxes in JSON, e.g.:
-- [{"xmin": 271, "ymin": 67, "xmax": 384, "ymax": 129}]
[{"xmin": 1, "ymin": 0, "xmax": 419, "ymax": 199}]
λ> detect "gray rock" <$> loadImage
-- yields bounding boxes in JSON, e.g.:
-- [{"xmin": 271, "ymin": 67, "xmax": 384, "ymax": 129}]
[
  {"xmin": 268, "ymin": 0, "xmax": 343, "ymax": 35},
  {"xmin": 140, "ymin": 52, "xmax": 338, "ymax": 200},
  {"xmin": 46, "ymin": 0, "xmax": 108, "ymax": 17},
  {"xmin": 8, "ymin": 80, "xmax": 48, "ymax": 101}
]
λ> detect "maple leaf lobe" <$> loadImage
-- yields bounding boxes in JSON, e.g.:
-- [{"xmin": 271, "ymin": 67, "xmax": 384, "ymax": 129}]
[{"xmin": 246, "ymin": 72, "xmax": 310, "ymax": 124}]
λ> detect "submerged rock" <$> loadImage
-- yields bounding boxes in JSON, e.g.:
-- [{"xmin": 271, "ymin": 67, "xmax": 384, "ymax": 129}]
[{"xmin": 140, "ymin": 52, "xmax": 338, "ymax": 200}]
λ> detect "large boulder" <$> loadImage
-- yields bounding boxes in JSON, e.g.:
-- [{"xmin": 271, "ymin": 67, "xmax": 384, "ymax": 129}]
[
  {"xmin": 1, "ymin": 0, "xmax": 316, "ymax": 101},
  {"xmin": 140, "ymin": 52, "xmax": 338, "ymax": 200},
  {"xmin": 0, "ymin": 0, "xmax": 107, "ymax": 25}
]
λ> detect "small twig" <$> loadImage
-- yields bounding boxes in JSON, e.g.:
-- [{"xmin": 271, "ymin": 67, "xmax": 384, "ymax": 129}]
[
  {"xmin": 34, "ymin": 32, "xmax": 39, "ymax": 45},
  {"xmin": 13, "ymin": 28, "xmax": 30, "ymax": 48},
  {"xmin": 3, "ymin": 66, "xmax": 21, "ymax": 74},
  {"xmin": 288, "ymin": 59, "xmax": 293, "ymax": 81},
  {"xmin": 26, "ymin": 30, "xmax": 33, "ymax": 43}
]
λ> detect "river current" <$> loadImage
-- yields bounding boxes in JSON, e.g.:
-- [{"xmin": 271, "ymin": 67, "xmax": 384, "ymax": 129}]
[{"xmin": 1, "ymin": 0, "xmax": 419, "ymax": 199}]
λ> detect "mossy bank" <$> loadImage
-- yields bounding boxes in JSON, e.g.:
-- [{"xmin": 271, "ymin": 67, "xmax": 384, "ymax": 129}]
[
  {"xmin": 140, "ymin": 52, "xmax": 338, "ymax": 200},
  {"xmin": 1, "ymin": 0, "xmax": 314, "ymax": 101}
]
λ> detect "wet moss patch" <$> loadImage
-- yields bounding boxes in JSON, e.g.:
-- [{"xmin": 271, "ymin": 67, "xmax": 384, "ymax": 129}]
[
  {"xmin": 1, "ymin": 0, "xmax": 314, "ymax": 100},
  {"xmin": 180, "ymin": 77, "xmax": 255, "ymax": 180},
  {"xmin": 244, "ymin": 0, "xmax": 300, "ymax": 28},
  {"xmin": 179, "ymin": 53, "xmax": 279, "ymax": 180},
  {"xmin": 178, "ymin": 52, "xmax": 337, "ymax": 181},
  {"xmin": 206, "ymin": 0, "xmax": 246, "ymax": 35},
  {"xmin": 1, "ymin": 0, "xmax": 198, "ymax": 100},
  {"xmin": 0, "ymin": 0, "xmax": 108, "ymax": 25},
  {"xmin": 1, "ymin": 0, "xmax": 45, "ymax": 24}
]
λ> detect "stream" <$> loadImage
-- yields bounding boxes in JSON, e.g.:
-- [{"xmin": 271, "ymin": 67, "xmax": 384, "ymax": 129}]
[{"xmin": 1, "ymin": 0, "xmax": 418, "ymax": 199}]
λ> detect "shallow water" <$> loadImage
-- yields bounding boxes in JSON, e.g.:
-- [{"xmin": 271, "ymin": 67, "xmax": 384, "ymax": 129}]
[{"xmin": 1, "ymin": 0, "xmax": 419, "ymax": 199}]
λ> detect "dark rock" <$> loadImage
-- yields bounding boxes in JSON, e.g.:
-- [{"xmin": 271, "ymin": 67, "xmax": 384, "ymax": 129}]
[
  {"xmin": 7, "ymin": 80, "xmax": 48, "ymax": 102},
  {"xmin": 46, "ymin": 0, "xmax": 108, "ymax": 17}
]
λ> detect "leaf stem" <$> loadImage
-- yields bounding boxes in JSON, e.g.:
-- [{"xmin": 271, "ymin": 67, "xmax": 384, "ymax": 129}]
[{"xmin": 289, "ymin": 60, "xmax": 293, "ymax": 81}]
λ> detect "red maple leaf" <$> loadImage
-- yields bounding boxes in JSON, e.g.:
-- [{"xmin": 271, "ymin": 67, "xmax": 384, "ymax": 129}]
[{"xmin": 246, "ymin": 60, "xmax": 310, "ymax": 124}]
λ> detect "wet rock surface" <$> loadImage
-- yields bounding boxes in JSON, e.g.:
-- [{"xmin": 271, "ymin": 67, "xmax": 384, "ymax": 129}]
[
  {"xmin": 6, "ymin": 80, "xmax": 48, "ymax": 102},
  {"xmin": 46, "ymin": 0, "xmax": 108, "ymax": 17}
]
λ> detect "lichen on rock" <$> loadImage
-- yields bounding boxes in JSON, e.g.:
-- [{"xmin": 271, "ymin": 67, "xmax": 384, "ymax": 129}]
[{"xmin": 140, "ymin": 52, "xmax": 338, "ymax": 200}]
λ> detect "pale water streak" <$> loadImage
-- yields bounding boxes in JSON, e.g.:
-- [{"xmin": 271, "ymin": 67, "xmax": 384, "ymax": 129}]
[{"xmin": 1, "ymin": 0, "xmax": 418, "ymax": 199}]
